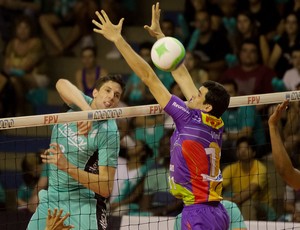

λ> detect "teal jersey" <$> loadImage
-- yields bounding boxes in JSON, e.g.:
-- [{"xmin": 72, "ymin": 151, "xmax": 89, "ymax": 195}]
[{"xmin": 48, "ymin": 94, "xmax": 120, "ymax": 195}]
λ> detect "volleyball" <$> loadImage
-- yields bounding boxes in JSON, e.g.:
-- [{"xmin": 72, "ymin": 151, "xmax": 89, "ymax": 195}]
[{"xmin": 151, "ymin": 36, "xmax": 186, "ymax": 72}]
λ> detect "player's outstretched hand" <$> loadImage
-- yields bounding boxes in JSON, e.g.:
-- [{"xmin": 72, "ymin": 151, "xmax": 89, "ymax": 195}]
[
  {"xmin": 268, "ymin": 100, "xmax": 289, "ymax": 128},
  {"xmin": 144, "ymin": 2, "xmax": 164, "ymax": 39},
  {"xmin": 92, "ymin": 10, "xmax": 124, "ymax": 43},
  {"xmin": 45, "ymin": 208, "xmax": 74, "ymax": 230}
]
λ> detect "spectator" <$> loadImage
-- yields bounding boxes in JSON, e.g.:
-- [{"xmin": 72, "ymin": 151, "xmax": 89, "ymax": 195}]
[
  {"xmin": 221, "ymin": 79, "xmax": 267, "ymax": 163},
  {"xmin": 281, "ymin": 84, "xmax": 300, "ymax": 162},
  {"xmin": 0, "ymin": 0, "xmax": 41, "ymax": 43},
  {"xmin": 3, "ymin": 15, "xmax": 47, "ymax": 115},
  {"xmin": 123, "ymin": 41, "xmax": 155, "ymax": 106},
  {"xmin": 269, "ymin": 12, "xmax": 300, "ymax": 79},
  {"xmin": 279, "ymin": 184, "xmax": 300, "ymax": 222},
  {"xmin": 233, "ymin": 11, "xmax": 270, "ymax": 65},
  {"xmin": 124, "ymin": 41, "xmax": 173, "ymax": 106},
  {"xmin": 17, "ymin": 152, "xmax": 44, "ymax": 211},
  {"xmin": 220, "ymin": 39, "xmax": 275, "ymax": 96},
  {"xmin": 109, "ymin": 140, "xmax": 153, "ymax": 216},
  {"xmin": 240, "ymin": 0, "xmax": 281, "ymax": 41},
  {"xmin": 140, "ymin": 131, "xmax": 183, "ymax": 217},
  {"xmin": 0, "ymin": 72, "xmax": 16, "ymax": 117},
  {"xmin": 181, "ymin": 0, "xmax": 222, "ymax": 36},
  {"xmin": 187, "ymin": 10, "xmax": 231, "ymax": 81},
  {"xmin": 0, "ymin": 171, "xmax": 5, "ymax": 212},
  {"xmin": 184, "ymin": 51, "xmax": 209, "ymax": 88},
  {"xmin": 283, "ymin": 45, "xmax": 300, "ymax": 90},
  {"xmin": 39, "ymin": 0, "xmax": 98, "ymax": 56},
  {"xmin": 75, "ymin": 46, "xmax": 108, "ymax": 97},
  {"xmin": 222, "ymin": 136, "xmax": 276, "ymax": 220}
]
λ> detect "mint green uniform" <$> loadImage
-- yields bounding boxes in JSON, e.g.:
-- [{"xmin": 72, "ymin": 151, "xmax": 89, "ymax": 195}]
[{"xmin": 27, "ymin": 95, "xmax": 120, "ymax": 230}]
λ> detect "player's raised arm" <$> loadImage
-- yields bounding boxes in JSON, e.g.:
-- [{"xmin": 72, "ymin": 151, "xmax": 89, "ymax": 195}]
[
  {"xmin": 268, "ymin": 100, "xmax": 300, "ymax": 189},
  {"xmin": 144, "ymin": 2, "xmax": 199, "ymax": 101},
  {"xmin": 92, "ymin": 10, "xmax": 171, "ymax": 108}
]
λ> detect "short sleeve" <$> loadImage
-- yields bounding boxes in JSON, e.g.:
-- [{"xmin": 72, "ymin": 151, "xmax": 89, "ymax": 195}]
[
  {"xmin": 164, "ymin": 95, "xmax": 191, "ymax": 130},
  {"xmin": 250, "ymin": 161, "xmax": 267, "ymax": 189},
  {"xmin": 222, "ymin": 165, "xmax": 233, "ymax": 189},
  {"xmin": 68, "ymin": 93, "xmax": 92, "ymax": 111},
  {"xmin": 40, "ymin": 163, "xmax": 49, "ymax": 178},
  {"xmin": 97, "ymin": 121, "xmax": 120, "ymax": 167}
]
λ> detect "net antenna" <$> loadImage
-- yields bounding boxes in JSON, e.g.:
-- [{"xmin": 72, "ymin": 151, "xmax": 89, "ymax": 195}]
[{"xmin": 1, "ymin": 91, "xmax": 300, "ymax": 130}]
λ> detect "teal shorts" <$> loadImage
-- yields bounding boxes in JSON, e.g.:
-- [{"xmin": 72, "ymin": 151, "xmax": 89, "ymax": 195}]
[{"xmin": 27, "ymin": 189, "xmax": 97, "ymax": 230}]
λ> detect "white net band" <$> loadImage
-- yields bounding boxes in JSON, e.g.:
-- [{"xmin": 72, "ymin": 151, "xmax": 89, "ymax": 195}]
[{"xmin": 1, "ymin": 90, "xmax": 299, "ymax": 130}]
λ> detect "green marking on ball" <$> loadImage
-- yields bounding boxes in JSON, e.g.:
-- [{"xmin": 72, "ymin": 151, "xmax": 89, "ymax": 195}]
[{"xmin": 155, "ymin": 42, "xmax": 169, "ymax": 58}]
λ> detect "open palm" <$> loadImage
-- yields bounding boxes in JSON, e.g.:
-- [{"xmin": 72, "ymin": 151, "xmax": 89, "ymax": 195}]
[
  {"xmin": 92, "ymin": 10, "xmax": 124, "ymax": 42},
  {"xmin": 144, "ymin": 2, "xmax": 164, "ymax": 38}
]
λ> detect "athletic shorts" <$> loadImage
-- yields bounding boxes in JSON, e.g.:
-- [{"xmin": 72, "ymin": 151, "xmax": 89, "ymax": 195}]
[
  {"xmin": 95, "ymin": 194, "xmax": 108, "ymax": 230},
  {"xmin": 181, "ymin": 202, "xmax": 229, "ymax": 230}
]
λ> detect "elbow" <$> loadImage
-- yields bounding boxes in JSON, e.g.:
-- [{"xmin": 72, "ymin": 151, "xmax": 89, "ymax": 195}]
[{"xmin": 56, "ymin": 78, "xmax": 68, "ymax": 89}]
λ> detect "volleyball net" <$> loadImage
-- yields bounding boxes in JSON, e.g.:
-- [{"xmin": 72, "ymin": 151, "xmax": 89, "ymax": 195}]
[{"xmin": 1, "ymin": 90, "xmax": 300, "ymax": 229}]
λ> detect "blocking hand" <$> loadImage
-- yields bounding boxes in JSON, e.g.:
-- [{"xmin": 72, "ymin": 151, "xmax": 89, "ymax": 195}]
[
  {"xmin": 92, "ymin": 10, "xmax": 124, "ymax": 43},
  {"xmin": 144, "ymin": 2, "xmax": 164, "ymax": 39}
]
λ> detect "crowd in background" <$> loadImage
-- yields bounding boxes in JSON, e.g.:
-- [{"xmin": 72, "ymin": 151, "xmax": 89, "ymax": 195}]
[{"xmin": 1, "ymin": 0, "xmax": 300, "ymax": 224}]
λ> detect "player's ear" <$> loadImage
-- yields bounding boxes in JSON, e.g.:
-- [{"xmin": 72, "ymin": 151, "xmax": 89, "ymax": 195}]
[
  {"xmin": 92, "ymin": 88, "xmax": 99, "ymax": 98},
  {"xmin": 203, "ymin": 104, "xmax": 212, "ymax": 113}
]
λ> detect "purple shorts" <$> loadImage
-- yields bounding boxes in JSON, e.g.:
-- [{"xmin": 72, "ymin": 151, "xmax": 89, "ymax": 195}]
[{"xmin": 181, "ymin": 202, "xmax": 229, "ymax": 230}]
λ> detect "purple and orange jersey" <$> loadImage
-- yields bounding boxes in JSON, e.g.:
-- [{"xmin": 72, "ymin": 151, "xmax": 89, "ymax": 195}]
[{"xmin": 164, "ymin": 96, "xmax": 224, "ymax": 205}]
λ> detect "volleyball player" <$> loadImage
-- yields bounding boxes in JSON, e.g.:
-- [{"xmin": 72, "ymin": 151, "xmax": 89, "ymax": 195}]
[
  {"xmin": 268, "ymin": 100, "xmax": 300, "ymax": 189},
  {"xmin": 92, "ymin": 3, "xmax": 230, "ymax": 229},
  {"xmin": 27, "ymin": 75, "xmax": 125, "ymax": 230}
]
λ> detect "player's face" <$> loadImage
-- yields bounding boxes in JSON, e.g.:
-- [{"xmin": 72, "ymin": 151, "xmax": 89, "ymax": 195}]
[
  {"xmin": 187, "ymin": 86, "xmax": 209, "ymax": 110},
  {"xmin": 92, "ymin": 80, "xmax": 122, "ymax": 109}
]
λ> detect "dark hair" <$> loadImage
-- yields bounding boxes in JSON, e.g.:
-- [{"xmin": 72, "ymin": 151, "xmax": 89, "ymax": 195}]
[
  {"xmin": 237, "ymin": 11, "xmax": 259, "ymax": 37},
  {"xmin": 202, "ymin": 81, "xmax": 230, "ymax": 118},
  {"xmin": 81, "ymin": 46, "xmax": 97, "ymax": 57},
  {"xmin": 291, "ymin": 44, "xmax": 300, "ymax": 54},
  {"xmin": 236, "ymin": 136, "xmax": 256, "ymax": 152},
  {"xmin": 94, "ymin": 74, "xmax": 126, "ymax": 95},
  {"xmin": 21, "ymin": 152, "xmax": 42, "ymax": 187},
  {"xmin": 14, "ymin": 15, "xmax": 36, "ymax": 38},
  {"xmin": 239, "ymin": 38, "xmax": 262, "ymax": 63},
  {"xmin": 220, "ymin": 79, "xmax": 238, "ymax": 93}
]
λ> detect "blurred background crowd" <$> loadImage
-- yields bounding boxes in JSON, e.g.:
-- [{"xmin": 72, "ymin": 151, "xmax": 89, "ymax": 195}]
[{"xmin": 2, "ymin": 0, "xmax": 300, "ymax": 227}]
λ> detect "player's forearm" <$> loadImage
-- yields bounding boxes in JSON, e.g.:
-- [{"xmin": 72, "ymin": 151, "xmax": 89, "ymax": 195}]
[
  {"xmin": 66, "ymin": 164, "xmax": 113, "ymax": 198},
  {"xmin": 269, "ymin": 125, "xmax": 295, "ymax": 178},
  {"xmin": 56, "ymin": 79, "xmax": 91, "ymax": 111},
  {"xmin": 113, "ymin": 36, "xmax": 156, "ymax": 85},
  {"xmin": 171, "ymin": 64, "xmax": 198, "ymax": 100}
]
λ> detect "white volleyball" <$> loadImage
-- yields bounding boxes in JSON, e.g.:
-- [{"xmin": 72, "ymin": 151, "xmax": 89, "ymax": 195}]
[{"xmin": 151, "ymin": 36, "xmax": 186, "ymax": 72}]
